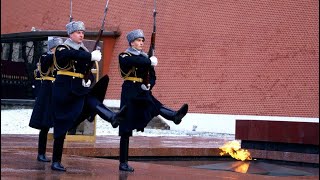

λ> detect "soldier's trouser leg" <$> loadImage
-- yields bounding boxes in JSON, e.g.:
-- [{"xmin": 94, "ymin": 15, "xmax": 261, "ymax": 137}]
[
  {"xmin": 119, "ymin": 135, "xmax": 134, "ymax": 172},
  {"xmin": 51, "ymin": 134, "xmax": 66, "ymax": 171},
  {"xmin": 95, "ymin": 103, "xmax": 126, "ymax": 128},
  {"xmin": 159, "ymin": 104, "xmax": 188, "ymax": 124},
  {"xmin": 85, "ymin": 95, "xmax": 126, "ymax": 128},
  {"xmin": 37, "ymin": 128, "xmax": 50, "ymax": 162}
]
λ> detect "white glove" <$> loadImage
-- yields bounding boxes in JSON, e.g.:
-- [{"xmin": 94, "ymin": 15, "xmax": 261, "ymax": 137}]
[
  {"xmin": 141, "ymin": 84, "xmax": 150, "ymax": 91},
  {"xmin": 91, "ymin": 50, "xmax": 102, "ymax": 62},
  {"xmin": 82, "ymin": 79, "xmax": 91, "ymax": 87},
  {"xmin": 150, "ymin": 56, "xmax": 158, "ymax": 66}
]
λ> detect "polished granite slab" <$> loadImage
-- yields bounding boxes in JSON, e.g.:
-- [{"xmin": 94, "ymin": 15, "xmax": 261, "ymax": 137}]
[
  {"xmin": 2, "ymin": 143, "xmax": 319, "ymax": 179},
  {"xmin": 1, "ymin": 134, "xmax": 319, "ymax": 179},
  {"xmin": 2, "ymin": 134, "xmax": 318, "ymax": 164},
  {"xmin": 236, "ymin": 120, "xmax": 319, "ymax": 145},
  {"xmin": 192, "ymin": 161, "xmax": 316, "ymax": 176}
]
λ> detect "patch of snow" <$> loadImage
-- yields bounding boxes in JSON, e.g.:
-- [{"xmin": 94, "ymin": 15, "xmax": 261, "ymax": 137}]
[{"xmin": 1, "ymin": 108, "xmax": 234, "ymax": 139}]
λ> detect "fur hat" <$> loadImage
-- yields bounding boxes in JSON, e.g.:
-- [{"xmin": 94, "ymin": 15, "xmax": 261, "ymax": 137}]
[
  {"xmin": 126, "ymin": 29, "xmax": 145, "ymax": 45},
  {"xmin": 47, "ymin": 37, "xmax": 63, "ymax": 50},
  {"xmin": 66, "ymin": 21, "xmax": 85, "ymax": 35}
]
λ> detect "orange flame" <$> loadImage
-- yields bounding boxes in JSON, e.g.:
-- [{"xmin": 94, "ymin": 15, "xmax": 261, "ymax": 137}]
[
  {"xmin": 234, "ymin": 162, "xmax": 250, "ymax": 173},
  {"xmin": 219, "ymin": 140, "xmax": 252, "ymax": 161}
]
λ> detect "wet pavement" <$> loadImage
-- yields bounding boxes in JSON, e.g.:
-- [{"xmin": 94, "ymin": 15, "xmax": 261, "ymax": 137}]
[
  {"xmin": 1, "ymin": 134, "xmax": 319, "ymax": 179},
  {"xmin": 1, "ymin": 134, "xmax": 235, "ymax": 157},
  {"xmin": 193, "ymin": 161, "xmax": 318, "ymax": 177}
]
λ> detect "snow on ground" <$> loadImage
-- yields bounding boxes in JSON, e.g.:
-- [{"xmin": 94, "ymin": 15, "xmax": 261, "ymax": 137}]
[{"xmin": 1, "ymin": 108, "xmax": 235, "ymax": 140}]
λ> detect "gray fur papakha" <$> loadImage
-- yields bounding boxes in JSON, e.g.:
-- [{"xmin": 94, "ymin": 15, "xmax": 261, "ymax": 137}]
[
  {"xmin": 126, "ymin": 29, "xmax": 145, "ymax": 45},
  {"xmin": 66, "ymin": 21, "xmax": 85, "ymax": 35}
]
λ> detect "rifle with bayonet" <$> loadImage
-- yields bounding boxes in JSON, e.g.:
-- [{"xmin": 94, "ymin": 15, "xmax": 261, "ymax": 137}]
[
  {"xmin": 145, "ymin": 0, "xmax": 157, "ymax": 89},
  {"xmin": 83, "ymin": 0, "xmax": 110, "ymax": 83},
  {"xmin": 69, "ymin": 0, "xmax": 73, "ymax": 22}
]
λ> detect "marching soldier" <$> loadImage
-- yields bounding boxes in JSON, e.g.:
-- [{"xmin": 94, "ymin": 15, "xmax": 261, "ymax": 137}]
[
  {"xmin": 118, "ymin": 29, "xmax": 188, "ymax": 172},
  {"xmin": 29, "ymin": 37, "xmax": 63, "ymax": 162},
  {"xmin": 51, "ymin": 21, "xmax": 125, "ymax": 171}
]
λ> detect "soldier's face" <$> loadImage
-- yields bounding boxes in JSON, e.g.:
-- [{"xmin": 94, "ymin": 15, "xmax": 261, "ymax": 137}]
[
  {"xmin": 70, "ymin": 31, "xmax": 84, "ymax": 44},
  {"xmin": 131, "ymin": 38, "xmax": 144, "ymax": 50}
]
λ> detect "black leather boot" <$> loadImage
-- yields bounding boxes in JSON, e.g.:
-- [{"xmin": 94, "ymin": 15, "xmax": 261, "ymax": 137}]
[
  {"xmin": 159, "ymin": 104, "xmax": 188, "ymax": 124},
  {"xmin": 37, "ymin": 154, "xmax": 51, "ymax": 162},
  {"xmin": 119, "ymin": 136, "xmax": 134, "ymax": 172},
  {"xmin": 38, "ymin": 128, "xmax": 50, "ymax": 162},
  {"xmin": 52, "ymin": 135, "xmax": 66, "ymax": 171},
  {"xmin": 119, "ymin": 162, "xmax": 134, "ymax": 172},
  {"xmin": 51, "ymin": 162, "xmax": 66, "ymax": 171},
  {"xmin": 96, "ymin": 104, "xmax": 126, "ymax": 128}
]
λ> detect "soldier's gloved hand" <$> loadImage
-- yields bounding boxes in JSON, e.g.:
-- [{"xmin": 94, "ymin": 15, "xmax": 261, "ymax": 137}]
[
  {"xmin": 91, "ymin": 50, "xmax": 102, "ymax": 62},
  {"xmin": 141, "ymin": 84, "xmax": 150, "ymax": 91},
  {"xmin": 82, "ymin": 79, "xmax": 91, "ymax": 87},
  {"xmin": 150, "ymin": 56, "xmax": 158, "ymax": 66}
]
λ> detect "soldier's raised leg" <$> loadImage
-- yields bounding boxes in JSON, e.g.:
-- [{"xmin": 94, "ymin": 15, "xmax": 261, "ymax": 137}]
[
  {"xmin": 159, "ymin": 104, "xmax": 188, "ymax": 124},
  {"xmin": 95, "ymin": 104, "xmax": 126, "ymax": 128}
]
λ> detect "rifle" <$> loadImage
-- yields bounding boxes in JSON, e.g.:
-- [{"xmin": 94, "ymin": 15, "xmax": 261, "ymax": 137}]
[
  {"xmin": 148, "ymin": 2, "xmax": 157, "ymax": 57},
  {"xmin": 145, "ymin": 0, "xmax": 157, "ymax": 88},
  {"xmin": 83, "ymin": 0, "xmax": 110, "ymax": 82},
  {"xmin": 69, "ymin": 0, "xmax": 73, "ymax": 22}
]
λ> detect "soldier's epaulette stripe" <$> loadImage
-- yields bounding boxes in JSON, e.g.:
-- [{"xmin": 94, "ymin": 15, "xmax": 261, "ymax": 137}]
[
  {"xmin": 123, "ymin": 52, "xmax": 132, "ymax": 56},
  {"xmin": 119, "ymin": 52, "xmax": 132, "ymax": 58},
  {"xmin": 56, "ymin": 44, "xmax": 70, "ymax": 51}
]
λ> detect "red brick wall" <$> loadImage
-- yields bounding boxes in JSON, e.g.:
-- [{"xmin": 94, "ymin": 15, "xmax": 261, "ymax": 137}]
[{"xmin": 2, "ymin": 0, "xmax": 319, "ymax": 118}]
